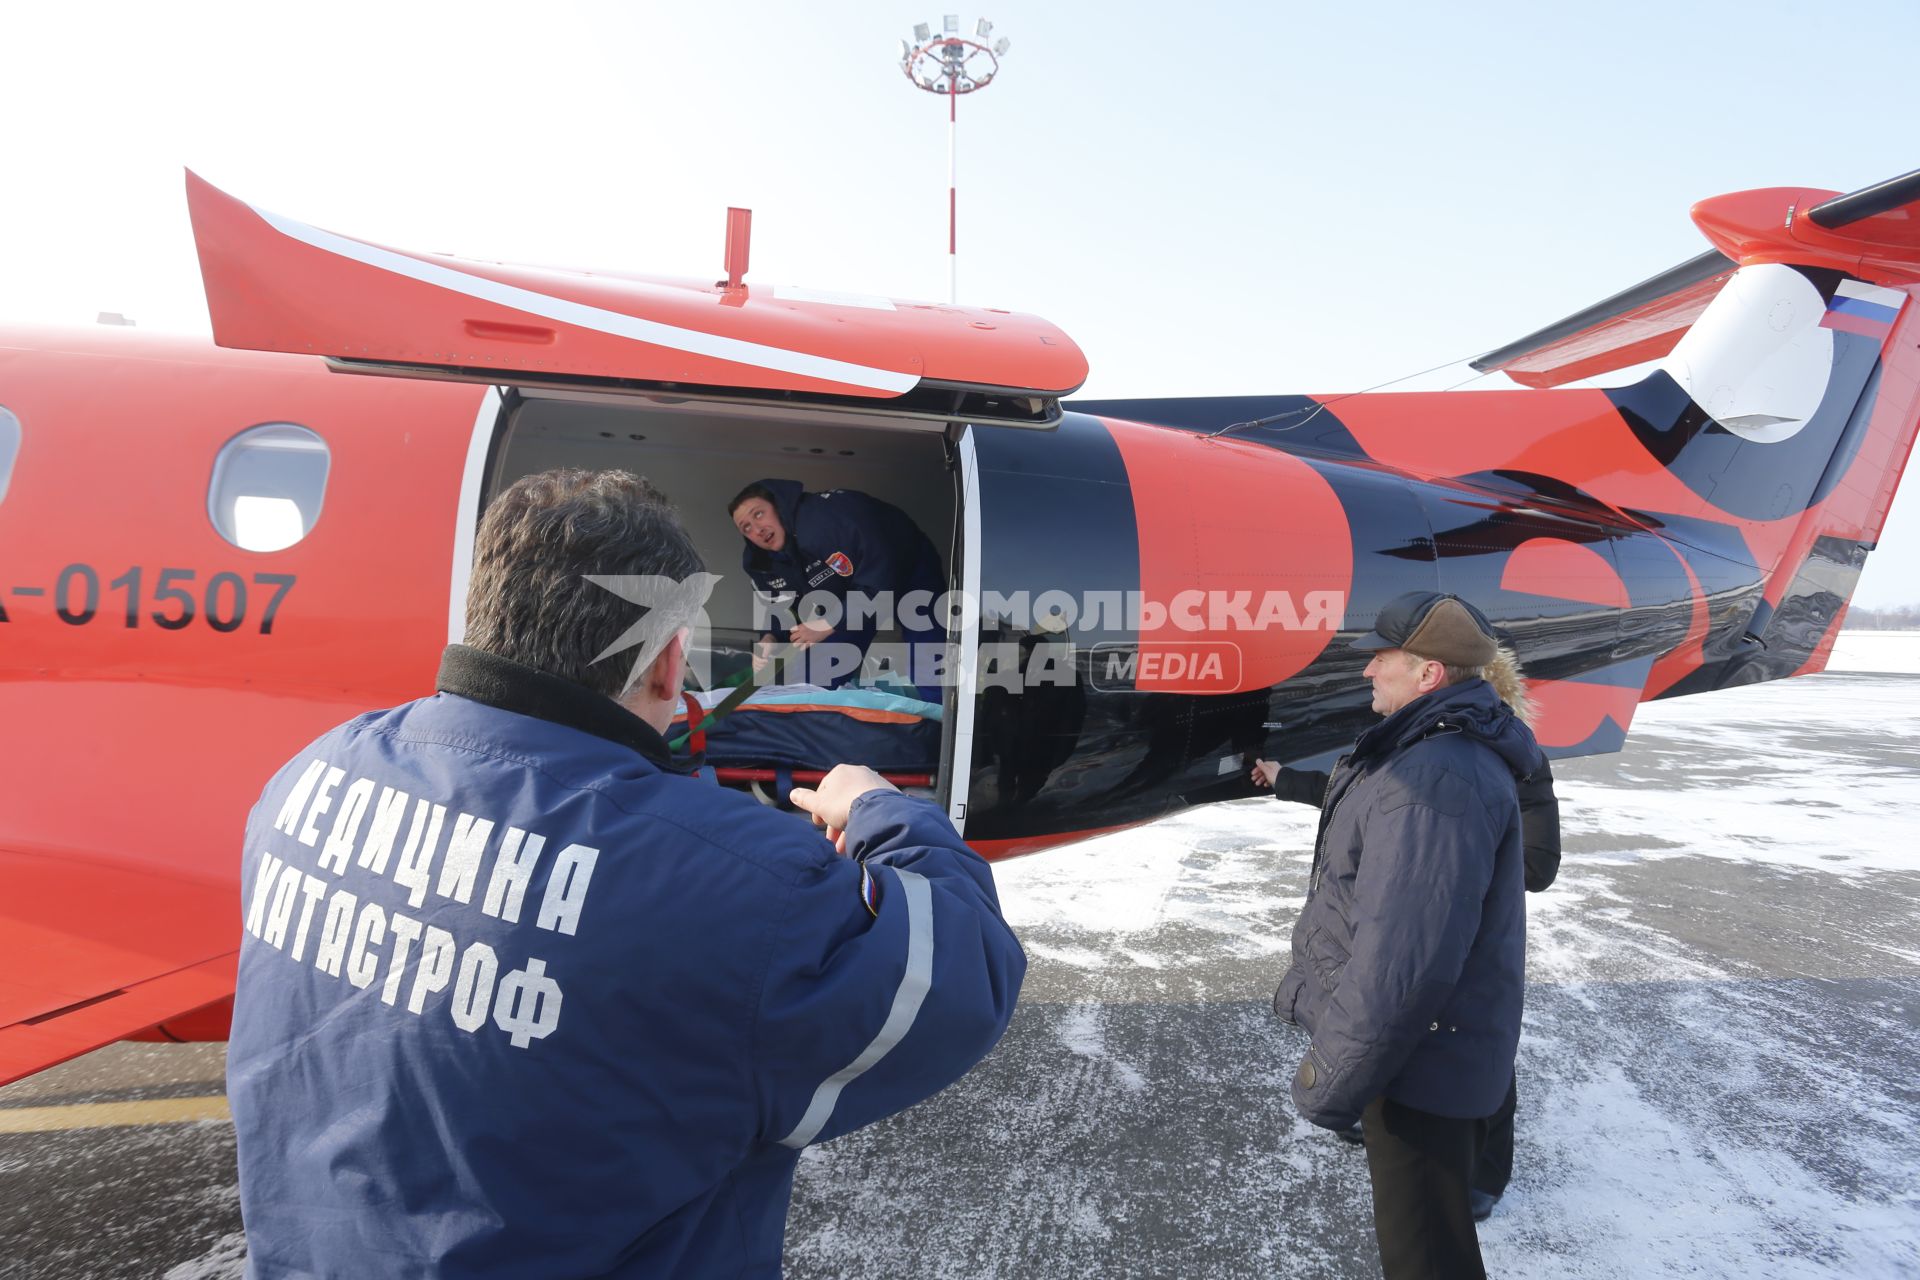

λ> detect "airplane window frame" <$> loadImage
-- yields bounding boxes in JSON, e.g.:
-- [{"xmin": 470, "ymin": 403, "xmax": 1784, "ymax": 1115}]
[
  {"xmin": 0, "ymin": 405, "xmax": 19, "ymax": 506},
  {"xmin": 208, "ymin": 422, "xmax": 331, "ymax": 553}
]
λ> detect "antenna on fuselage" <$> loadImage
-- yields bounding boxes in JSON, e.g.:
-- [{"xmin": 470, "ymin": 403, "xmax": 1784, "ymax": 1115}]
[{"xmin": 720, "ymin": 207, "xmax": 752, "ymax": 293}]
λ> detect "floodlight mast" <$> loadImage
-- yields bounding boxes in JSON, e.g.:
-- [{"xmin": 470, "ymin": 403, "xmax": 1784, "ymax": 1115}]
[{"xmin": 899, "ymin": 17, "xmax": 1008, "ymax": 303}]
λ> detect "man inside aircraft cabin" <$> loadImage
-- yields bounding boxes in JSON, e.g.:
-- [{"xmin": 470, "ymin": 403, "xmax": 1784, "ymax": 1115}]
[
  {"xmin": 730, "ymin": 478, "xmax": 948, "ymax": 701},
  {"xmin": 227, "ymin": 468, "xmax": 1025, "ymax": 1278}
]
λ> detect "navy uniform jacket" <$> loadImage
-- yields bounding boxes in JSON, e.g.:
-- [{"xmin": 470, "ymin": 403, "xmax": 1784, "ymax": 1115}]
[
  {"xmin": 228, "ymin": 645, "xmax": 1025, "ymax": 1278},
  {"xmin": 740, "ymin": 478, "xmax": 945, "ymax": 660}
]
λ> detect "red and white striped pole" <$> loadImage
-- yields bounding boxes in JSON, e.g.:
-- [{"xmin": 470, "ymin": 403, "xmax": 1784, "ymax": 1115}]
[
  {"xmin": 948, "ymin": 87, "xmax": 958, "ymax": 303},
  {"xmin": 900, "ymin": 20, "xmax": 1006, "ymax": 308}
]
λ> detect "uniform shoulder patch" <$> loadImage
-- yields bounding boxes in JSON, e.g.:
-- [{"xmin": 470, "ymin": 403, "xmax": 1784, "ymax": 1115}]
[
  {"xmin": 827, "ymin": 551, "xmax": 854, "ymax": 577},
  {"xmin": 859, "ymin": 862, "xmax": 883, "ymax": 917}
]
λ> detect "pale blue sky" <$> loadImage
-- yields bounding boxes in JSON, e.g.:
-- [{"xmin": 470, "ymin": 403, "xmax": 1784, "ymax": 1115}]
[{"xmin": 3, "ymin": 0, "xmax": 1916, "ymax": 603}]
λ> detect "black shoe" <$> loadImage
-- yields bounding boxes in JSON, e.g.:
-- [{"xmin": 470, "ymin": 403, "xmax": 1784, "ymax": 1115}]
[
  {"xmin": 1469, "ymin": 1190, "xmax": 1499, "ymax": 1222},
  {"xmin": 1332, "ymin": 1121, "xmax": 1363, "ymax": 1146}
]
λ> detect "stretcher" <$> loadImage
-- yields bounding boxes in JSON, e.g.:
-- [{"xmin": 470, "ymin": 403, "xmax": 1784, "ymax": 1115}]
[{"xmin": 671, "ymin": 684, "xmax": 943, "ymax": 794}]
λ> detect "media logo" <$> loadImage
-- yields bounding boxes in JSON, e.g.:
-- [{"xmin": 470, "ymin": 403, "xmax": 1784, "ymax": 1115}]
[{"xmin": 1089, "ymin": 642, "xmax": 1242, "ymax": 693}]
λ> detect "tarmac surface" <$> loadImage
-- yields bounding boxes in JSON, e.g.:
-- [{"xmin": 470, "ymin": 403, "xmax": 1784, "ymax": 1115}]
[{"xmin": 3, "ymin": 671, "xmax": 1917, "ymax": 1278}]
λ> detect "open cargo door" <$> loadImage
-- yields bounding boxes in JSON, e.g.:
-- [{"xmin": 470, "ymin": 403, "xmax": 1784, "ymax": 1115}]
[{"xmin": 186, "ymin": 172, "xmax": 1087, "ymax": 412}]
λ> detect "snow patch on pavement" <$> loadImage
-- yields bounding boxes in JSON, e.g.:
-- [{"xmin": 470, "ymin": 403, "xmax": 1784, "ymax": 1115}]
[
  {"xmin": 1562, "ymin": 675, "xmax": 1920, "ymax": 878},
  {"xmin": 1055, "ymin": 1003, "xmax": 1148, "ymax": 1094},
  {"xmin": 162, "ymin": 1231, "xmax": 246, "ymax": 1280},
  {"xmin": 999, "ymin": 801, "xmax": 1313, "ymax": 967},
  {"xmin": 1827, "ymin": 630, "xmax": 1920, "ymax": 674}
]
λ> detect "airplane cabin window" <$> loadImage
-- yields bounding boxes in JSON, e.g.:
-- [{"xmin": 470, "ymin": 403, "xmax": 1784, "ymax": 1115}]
[
  {"xmin": 0, "ymin": 406, "xmax": 18, "ymax": 506},
  {"xmin": 208, "ymin": 423, "xmax": 330, "ymax": 552}
]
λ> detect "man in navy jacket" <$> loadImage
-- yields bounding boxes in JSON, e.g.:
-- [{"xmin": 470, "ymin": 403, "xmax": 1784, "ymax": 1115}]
[
  {"xmin": 730, "ymin": 479, "xmax": 947, "ymax": 699},
  {"xmin": 228, "ymin": 469, "xmax": 1024, "ymax": 1278},
  {"xmin": 1255, "ymin": 721, "xmax": 1559, "ymax": 1223},
  {"xmin": 1263, "ymin": 591, "xmax": 1544, "ymax": 1280}
]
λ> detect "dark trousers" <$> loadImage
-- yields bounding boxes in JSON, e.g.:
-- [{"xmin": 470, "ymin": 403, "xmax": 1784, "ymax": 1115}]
[
  {"xmin": 1362, "ymin": 1095, "xmax": 1489, "ymax": 1280},
  {"xmin": 1471, "ymin": 1075, "xmax": 1518, "ymax": 1198}
]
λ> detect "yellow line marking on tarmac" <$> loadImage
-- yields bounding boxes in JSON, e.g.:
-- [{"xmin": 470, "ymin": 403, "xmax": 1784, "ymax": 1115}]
[{"xmin": 0, "ymin": 1095, "xmax": 231, "ymax": 1133}]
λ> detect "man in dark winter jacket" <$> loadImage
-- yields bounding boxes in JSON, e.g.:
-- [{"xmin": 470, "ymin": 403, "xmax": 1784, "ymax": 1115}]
[
  {"xmin": 1260, "ymin": 591, "xmax": 1546, "ymax": 1280},
  {"xmin": 229, "ymin": 469, "xmax": 1024, "ymax": 1279},
  {"xmin": 1255, "ymin": 745, "xmax": 1559, "ymax": 1222},
  {"xmin": 730, "ymin": 479, "xmax": 947, "ymax": 699}
]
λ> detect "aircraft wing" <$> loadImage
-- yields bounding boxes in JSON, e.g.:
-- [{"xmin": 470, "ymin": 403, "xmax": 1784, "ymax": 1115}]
[
  {"xmin": 1474, "ymin": 170, "xmax": 1920, "ymax": 388},
  {"xmin": 0, "ymin": 842, "xmax": 236, "ymax": 1085},
  {"xmin": 1469, "ymin": 249, "xmax": 1736, "ymax": 389},
  {"xmin": 185, "ymin": 171, "xmax": 1088, "ymax": 403}
]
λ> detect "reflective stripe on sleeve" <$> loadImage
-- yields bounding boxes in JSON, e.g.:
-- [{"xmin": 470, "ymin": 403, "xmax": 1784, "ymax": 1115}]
[{"xmin": 778, "ymin": 867, "xmax": 933, "ymax": 1149}]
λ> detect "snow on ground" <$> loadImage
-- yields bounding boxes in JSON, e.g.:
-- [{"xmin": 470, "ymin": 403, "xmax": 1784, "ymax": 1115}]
[
  {"xmin": 1826, "ymin": 629, "xmax": 1920, "ymax": 675},
  {"xmin": 785, "ymin": 672, "xmax": 1920, "ymax": 1279},
  {"xmin": 1560, "ymin": 674, "xmax": 1920, "ymax": 878},
  {"xmin": 162, "ymin": 1233, "xmax": 247, "ymax": 1280}
]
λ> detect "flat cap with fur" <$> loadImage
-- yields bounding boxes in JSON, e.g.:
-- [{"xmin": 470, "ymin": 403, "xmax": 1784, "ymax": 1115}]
[{"xmin": 1350, "ymin": 591, "xmax": 1499, "ymax": 667}]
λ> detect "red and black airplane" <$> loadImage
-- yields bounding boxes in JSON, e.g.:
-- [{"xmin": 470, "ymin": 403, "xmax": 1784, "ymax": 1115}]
[{"xmin": 2, "ymin": 168, "xmax": 1916, "ymax": 1083}]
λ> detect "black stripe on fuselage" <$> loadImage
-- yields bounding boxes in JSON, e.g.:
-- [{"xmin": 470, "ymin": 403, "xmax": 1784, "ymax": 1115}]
[{"xmin": 964, "ymin": 414, "xmax": 1141, "ymax": 840}]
